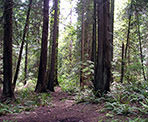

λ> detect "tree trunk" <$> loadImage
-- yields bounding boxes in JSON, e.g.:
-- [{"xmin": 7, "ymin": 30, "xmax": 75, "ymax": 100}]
[
  {"xmin": 54, "ymin": 41, "xmax": 59, "ymax": 86},
  {"xmin": 125, "ymin": 1, "xmax": 132, "ymax": 59},
  {"xmin": 94, "ymin": 0, "xmax": 104, "ymax": 93},
  {"xmin": 24, "ymin": 40, "xmax": 28, "ymax": 85},
  {"xmin": 2, "ymin": 0, "xmax": 14, "ymax": 100},
  {"xmin": 110, "ymin": 0, "xmax": 114, "ymax": 61},
  {"xmin": 69, "ymin": 1, "xmax": 73, "ymax": 66},
  {"xmin": 91, "ymin": 0, "xmax": 97, "ymax": 85},
  {"xmin": 94, "ymin": 0, "xmax": 111, "ymax": 95},
  {"xmin": 120, "ymin": 42, "xmax": 125, "ymax": 83},
  {"xmin": 121, "ymin": 1, "xmax": 132, "ymax": 83},
  {"xmin": 54, "ymin": 1, "xmax": 60, "ymax": 86},
  {"xmin": 47, "ymin": 0, "xmax": 59, "ymax": 91},
  {"xmin": 35, "ymin": 0, "xmax": 49, "ymax": 92},
  {"xmin": 136, "ymin": 14, "xmax": 147, "ymax": 81},
  {"xmin": 91, "ymin": 0, "xmax": 96, "ymax": 63},
  {"xmin": 13, "ymin": 0, "xmax": 32, "ymax": 90},
  {"xmin": 80, "ymin": 0, "xmax": 85, "ymax": 88},
  {"xmin": 46, "ymin": 8, "xmax": 54, "ymax": 85},
  {"xmin": 103, "ymin": 0, "xmax": 111, "ymax": 92}
]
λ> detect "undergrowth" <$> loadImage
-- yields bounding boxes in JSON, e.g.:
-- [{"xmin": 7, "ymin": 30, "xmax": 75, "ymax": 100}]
[
  {"xmin": 0, "ymin": 81, "xmax": 51, "ymax": 116},
  {"xmin": 99, "ymin": 117, "xmax": 148, "ymax": 122},
  {"xmin": 75, "ymin": 81, "xmax": 148, "ymax": 121}
]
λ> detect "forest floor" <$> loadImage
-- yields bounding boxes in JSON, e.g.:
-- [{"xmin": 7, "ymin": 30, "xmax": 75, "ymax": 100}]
[
  {"xmin": 0, "ymin": 87, "xmax": 147, "ymax": 122},
  {"xmin": 0, "ymin": 87, "xmax": 105, "ymax": 122}
]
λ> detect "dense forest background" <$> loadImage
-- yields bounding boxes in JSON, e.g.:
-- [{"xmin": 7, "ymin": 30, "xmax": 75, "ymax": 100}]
[{"xmin": 0, "ymin": 0, "xmax": 148, "ymax": 121}]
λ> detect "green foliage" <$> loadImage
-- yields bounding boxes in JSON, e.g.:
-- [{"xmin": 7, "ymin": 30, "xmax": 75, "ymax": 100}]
[
  {"xmin": 59, "ymin": 76, "xmax": 79, "ymax": 93},
  {"xmin": 16, "ymin": 79, "xmax": 36, "ymax": 91},
  {"xmin": 0, "ymin": 103, "xmax": 13, "ymax": 116},
  {"xmin": 104, "ymin": 102, "xmax": 134, "ymax": 115},
  {"xmin": 82, "ymin": 60, "xmax": 94, "ymax": 83},
  {"xmin": 74, "ymin": 80, "xmax": 148, "ymax": 120},
  {"xmin": 17, "ymin": 88, "xmax": 51, "ymax": 107},
  {"xmin": 0, "ymin": 0, "xmax": 148, "ymax": 121},
  {"xmin": 2, "ymin": 120, "xmax": 17, "ymax": 122},
  {"xmin": 104, "ymin": 117, "xmax": 148, "ymax": 122},
  {"xmin": 75, "ymin": 89, "xmax": 101, "ymax": 104},
  {"xmin": 58, "ymin": 59, "xmax": 94, "ymax": 92},
  {"xmin": 113, "ymin": 0, "xmax": 148, "ymax": 84},
  {"xmin": 11, "ymin": 0, "xmax": 43, "ymax": 83},
  {"xmin": 139, "ymin": 98, "xmax": 148, "ymax": 114},
  {"xmin": 128, "ymin": 118, "xmax": 148, "ymax": 122},
  {"xmin": 0, "ymin": 83, "xmax": 51, "ymax": 116},
  {"xmin": 58, "ymin": 62, "xmax": 80, "ymax": 92},
  {"xmin": 104, "ymin": 82, "xmax": 148, "ymax": 115},
  {"xmin": 58, "ymin": 24, "xmax": 80, "ymax": 92}
]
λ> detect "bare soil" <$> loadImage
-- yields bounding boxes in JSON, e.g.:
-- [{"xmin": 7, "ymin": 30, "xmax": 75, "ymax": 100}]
[{"xmin": 0, "ymin": 87, "xmax": 104, "ymax": 122}]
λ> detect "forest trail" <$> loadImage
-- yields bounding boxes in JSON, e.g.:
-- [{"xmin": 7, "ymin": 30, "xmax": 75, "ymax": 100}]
[{"xmin": 0, "ymin": 87, "xmax": 103, "ymax": 122}]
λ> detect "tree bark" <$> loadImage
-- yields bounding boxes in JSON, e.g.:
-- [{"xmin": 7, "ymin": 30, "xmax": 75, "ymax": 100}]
[
  {"xmin": 110, "ymin": 0, "xmax": 114, "ymax": 61},
  {"xmin": 94, "ymin": 0, "xmax": 111, "ymax": 95},
  {"xmin": 54, "ymin": 0, "xmax": 60, "ymax": 86},
  {"xmin": 80, "ymin": 0, "xmax": 85, "ymax": 88},
  {"xmin": 46, "ymin": 8, "xmax": 54, "ymax": 85},
  {"xmin": 94, "ymin": 0, "xmax": 104, "ymax": 93},
  {"xmin": 91, "ymin": 0, "xmax": 96, "ymax": 63},
  {"xmin": 103, "ymin": 0, "xmax": 111, "ymax": 92},
  {"xmin": 47, "ymin": 0, "xmax": 59, "ymax": 91},
  {"xmin": 2, "ymin": 0, "xmax": 14, "ymax": 100},
  {"xmin": 120, "ymin": 42, "xmax": 125, "ymax": 83},
  {"xmin": 13, "ymin": 0, "xmax": 32, "ymax": 90},
  {"xmin": 35, "ymin": 0, "xmax": 49, "ymax": 92}
]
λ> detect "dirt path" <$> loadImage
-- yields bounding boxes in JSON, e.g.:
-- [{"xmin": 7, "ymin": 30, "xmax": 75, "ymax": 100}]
[{"xmin": 0, "ymin": 87, "xmax": 103, "ymax": 122}]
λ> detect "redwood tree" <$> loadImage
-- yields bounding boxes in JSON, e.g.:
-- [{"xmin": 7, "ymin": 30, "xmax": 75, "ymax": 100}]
[
  {"xmin": 35, "ymin": 0, "xmax": 49, "ymax": 92},
  {"xmin": 94, "ymin": 0, "xmax": 111, "ymax": 95},
  {"xmin": 80, "ymin": 0, "xmax": 85, "ymax": 88},
  {"xmin": 91, "ymin": 0, "xmax": 96, "ymax": 63},
  {"xmin": 2, "ymin": 0, "xmax": 14, "ymax": 100},
  {"xmin": 110, "ymin": 0, "xmax": 114, "ymax": 60},
  {"xmin": 47, "ymin": 0, "xmax": 59, "ymax": 91}
]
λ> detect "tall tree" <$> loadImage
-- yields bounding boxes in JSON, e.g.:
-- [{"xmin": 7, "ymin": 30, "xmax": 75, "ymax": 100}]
[
  {"xmin": 35, "ymin": 0, "xmax": 49, "ymax": 92},
  {"xmin": 94, "ymin": 0, "xmax": 111, "ymax": 95},
  {"xmin": 94, "ymin": 0, "xmax": 104, "ymax": 94},
  {"xmin": 55, "ymin": 0, "xmax": 60, "ymax": 86},
  {"xmin": 80, "ymin": 0, "xmax": 85, "ymax": 88},
  {"xmin": 91, "ymin": 0, "xmax": 96, "ymax": 63},
  {"xmin": 120, "ymin": 42, "xmax": 125, "ymax": 83},
  {"xmin": 13, "ymin": 0, "xmax": 32, "ymax": 90},
  {"xmin": 46, "ymin": 7, "xmax": 54, "ymax": 85},
  {"xmin": 120, "ymin": 1, "xmax": 132, "ymax": 83},
  {"xmin": 47, "ymin": 0, "xmax": 59, "ymax": 91},
  {"xmin": 24, "ymin": 39, "xmax": 28, "ymax": 85},
  {"xmin": 68, "ymin": 1, "xmax": 74, "ymax": 70},
  {"xmin": 136, "ymin": 13, "xmax": 147, "ymax": 81},
  {"xmin": 110, "ymin": 0, "xmax": 114, "ymax": 60},
  {"xmin": 46, "ymin": 0, "xmax": 60, "ymax": 87},
  {"xmin": 125, "ymin": 1, "xmax": 132, "ymax": 60},
  {"xmin": 2, "ymin": 0, "xmax": 14, "ymax": 100}
]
